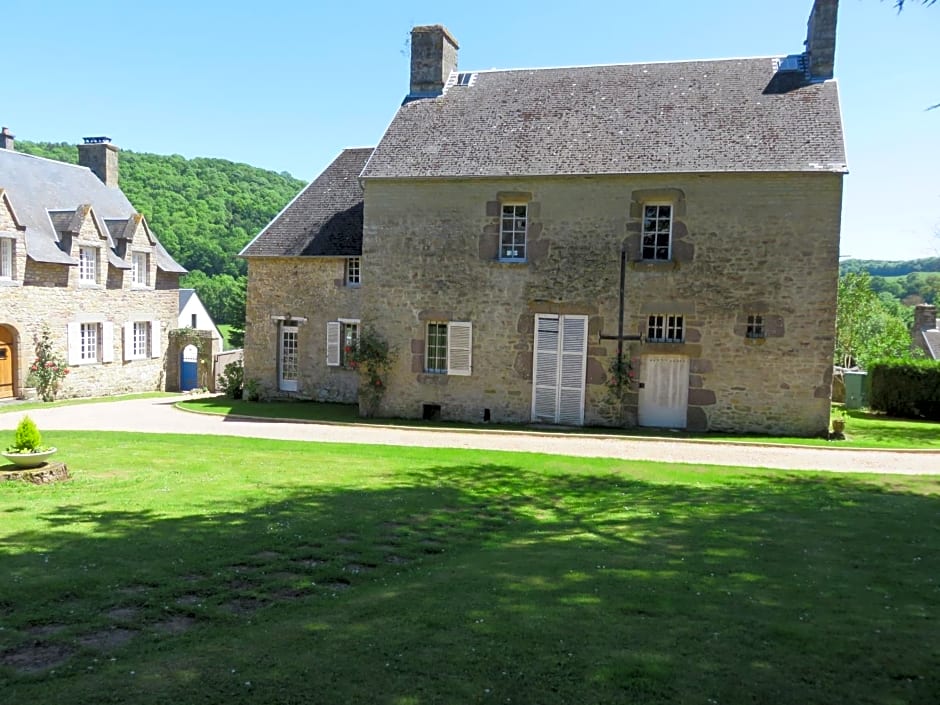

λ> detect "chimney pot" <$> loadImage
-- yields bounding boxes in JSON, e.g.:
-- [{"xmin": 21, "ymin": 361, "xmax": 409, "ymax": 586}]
[
  {"xmin": 409, "ymin": 25, "xmax": 459, "ymax": 98},
  {"xmin": 0, "ymin": 126, "xmax": 14, "ymax": 151}
]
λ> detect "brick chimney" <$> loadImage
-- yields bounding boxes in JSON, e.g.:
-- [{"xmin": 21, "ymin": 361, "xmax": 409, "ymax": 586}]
[
  {"xmin": 914, "ymin": 303, "xmax": 937, "ymax": 332},
  {"xmin": 0, "ymin": 127, "xmax": 14, "ymax": 151},
  {"xmin": 409, "ymin": 25, "xmax": 459, "ymax": 98},
  {"xmin": 805, "ymin": 0, "xmax": 838, "ymax": 81},
  {"xmin": 77, "ymin": 136, "xmax": 119, "ymax": 187}
]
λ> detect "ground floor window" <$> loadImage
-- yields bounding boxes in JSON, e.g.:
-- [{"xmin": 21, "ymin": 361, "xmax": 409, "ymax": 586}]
[
  {"xmin": 647, "ymin": 314, "xmax": 684, "ymax": 343},
  {"xmin": 746, "ymin": 314, "xmax": 765, "ymax": 339},
  {"xmin": 81, "ymin": 323, "xmax": 100, "ymax": 362},
  {"xmin": 425, "ymin": 321, "xmax": 472, "ymax": 376},
  {"xmin": 327, "ymin": 319, "xmax": 360, "ymax": 367}
]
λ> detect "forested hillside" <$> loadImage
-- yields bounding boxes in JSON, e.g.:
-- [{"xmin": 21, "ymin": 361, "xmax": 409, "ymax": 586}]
[
  {"xmin": 15, "ymin": 140, "xmax": 304, "ymax": 328},
  {"xmin": 840, "ymin": 257, "xmax": 940, "ymax": 305}
]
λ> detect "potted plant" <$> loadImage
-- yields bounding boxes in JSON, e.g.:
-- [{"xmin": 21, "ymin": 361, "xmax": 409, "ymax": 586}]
[
  {"xmin": 2, "ymin": 415, "xmax": 58, "ymax": 468},
  {"xmin": 18, "ymin": 371, "xmax": 40, "ymax": 401}
]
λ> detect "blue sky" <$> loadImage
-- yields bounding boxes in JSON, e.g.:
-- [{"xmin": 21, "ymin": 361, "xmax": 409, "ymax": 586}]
[{"xmin": 4, "ymin": 0, "xmax": 938, "ymax": 261}]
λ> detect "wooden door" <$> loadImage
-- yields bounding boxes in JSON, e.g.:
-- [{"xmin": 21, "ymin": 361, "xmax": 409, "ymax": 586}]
[
  {"xmin": 0, "ymin": 327, "xmax": 14, "ymax": 399},
  {"xmin": 638, "ymin": 355, "xmax": 689, "ymax": 428}
]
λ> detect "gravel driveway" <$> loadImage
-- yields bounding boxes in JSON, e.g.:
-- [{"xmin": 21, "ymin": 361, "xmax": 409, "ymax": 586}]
[{"xmin": 6, "ymin": 395, "xmax": 939, "ymax": 475}]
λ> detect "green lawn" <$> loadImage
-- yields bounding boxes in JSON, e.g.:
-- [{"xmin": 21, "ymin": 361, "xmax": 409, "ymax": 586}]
[
  {"xmin": 216, "ymin": 324, "xmax": 238, "ymax": 351},
  {"xmin": 1, "ymin": 432, "xmax": 938, "ymax": 703},
  {"xmin": 177, "ymin": 397, "xmax": 940, "ymax": 450},
  {"xmin": 0, "ymin": 392, "xmax": 177, "ymax": 415}
]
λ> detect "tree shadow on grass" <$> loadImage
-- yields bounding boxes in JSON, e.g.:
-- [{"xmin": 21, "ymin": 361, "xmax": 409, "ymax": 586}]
[{"xmin": 1, "ymin": 464, "xmax": 938, "ymax": 704}]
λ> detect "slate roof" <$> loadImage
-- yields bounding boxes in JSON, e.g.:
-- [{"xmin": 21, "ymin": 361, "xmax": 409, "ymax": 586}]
[
  {"xmin": 361, "ymin": 57, "xmax": 846, "ymax": 179},
  {"xmin": 918, "ymin": 329, "xmax": 940, "ymax": 360},
  {"xmin": 240, "ymin": 148, "xmax": 372, "ymax": 257},
  {"xmin": 0, "ymin": 147, "xmax": 185, "ymax": 272}
]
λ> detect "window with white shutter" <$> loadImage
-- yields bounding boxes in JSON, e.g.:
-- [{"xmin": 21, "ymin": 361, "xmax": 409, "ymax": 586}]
[
  {"xmin": 425, "ymin": 321, "xmax": 473, "ymax": 375},
  {"xmin": 326, "ymin": 321, "xmax": 341, "ymax": 367},
  {"xmin": 447, "ymin": 322, "xmax": 472, "ymax": 376}
]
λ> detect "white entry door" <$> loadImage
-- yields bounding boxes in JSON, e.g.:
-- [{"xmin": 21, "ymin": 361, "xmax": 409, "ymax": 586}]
[
  {"xmin": 279, "ymin": 324, "xmax": 299, "ymax": 392},
  {"xmin": 531, "ymin": 314, "xmax": 588, "ymax": 425},
  {"xmin": 638, "ymin": 355, "xmax": 689, "ymax": 428}
]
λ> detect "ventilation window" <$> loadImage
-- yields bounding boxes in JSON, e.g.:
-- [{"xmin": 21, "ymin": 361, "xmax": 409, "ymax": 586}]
[{"xmin": 456, "ymin": 72, "xmax": 473, "ymax": 86}]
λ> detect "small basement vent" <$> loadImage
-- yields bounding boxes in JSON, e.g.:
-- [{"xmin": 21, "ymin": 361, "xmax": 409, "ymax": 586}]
[
  {"xmin": 444, "ymin": 71, "xmax": 477, "ymax": 91},
  {"xmin": 774, "ymin": 54, "xmax": 806, "ymax": 74}
]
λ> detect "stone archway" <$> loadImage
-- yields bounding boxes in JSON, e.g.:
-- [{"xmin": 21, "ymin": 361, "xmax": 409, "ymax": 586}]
[{"xmin": 166, "ymin": 329, "xmax": 215, "ymax": 392}]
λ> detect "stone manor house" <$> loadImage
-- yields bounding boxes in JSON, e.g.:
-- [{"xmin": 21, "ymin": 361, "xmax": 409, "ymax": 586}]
[
  {"xmin": 242, "ymin": 0, "xmax": 846, "ymax": 436},
  {"xmin": 0, "ymin": 130, "xmax": 186, "ymax": 400}
]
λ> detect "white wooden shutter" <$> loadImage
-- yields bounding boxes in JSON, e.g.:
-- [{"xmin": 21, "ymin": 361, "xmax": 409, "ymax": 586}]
[
  {"xmin": 67, "ymin": 322, "xmax": 81, "ymax": 365},
  {"xmin": 447, "ymin": 322, "xmax": 472, "ymax": 376},
  {"xmin": 150, "ymin": 320, "xmax": 161, "ymax": 358},
  {"xmin": 531, "ymin": 315, "xmax": 559, "ymax": 422},
  {"xmin": 101, "ymin": 322, "xmax": 114, "ymax": 363},
  {"xmin": 326, "ymin": 321, "xmax": 341, "ymax": 366},
  {"xmin": 558, "ymin": 315, "xmax": 588, "ymax": 425},
  {"xmin": 123, "ymin": 322, "xmax": 134, "ymax": 360}
]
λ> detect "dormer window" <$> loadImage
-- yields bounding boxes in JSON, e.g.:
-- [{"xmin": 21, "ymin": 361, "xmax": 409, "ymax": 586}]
[
  {"xmin": 131, "ymin": 252, "xmax": 149, "ymax": 287},
  {"xmin": 0, "ymin": 238, "xmax": 12, "ymax": 280},
  {"xmin": 79, "ymin": 246, "xmax": 98, "ymax": 283}
]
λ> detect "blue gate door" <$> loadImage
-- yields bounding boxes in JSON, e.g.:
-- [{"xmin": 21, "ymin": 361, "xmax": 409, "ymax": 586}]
[{"xmin": 180, "ymin": 345, "xmax": 199, "ymax": 391}]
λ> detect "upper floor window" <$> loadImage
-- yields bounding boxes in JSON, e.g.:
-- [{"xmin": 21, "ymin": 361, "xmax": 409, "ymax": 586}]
[
  {"xmin": 746, "ymin": 314, "xmax": 765, "ymax": 339},
  {"xmin": 647, "ymin": 314, "xmax": 684, "ymax": 343},
  {"xmin": 131, "ymin": 252, "xmax": 149, "ymax": 286},
  {"xmin": 346, "ymin": 257, "xmax": 361, "ymax": 286},
  {"xmin": 641, "ymin": 204, "xmax": 672, "ymax": 261},
  {"xmin": 0, "ymin": 238, "xmax": 12, "ymax": 280},
  {"xmin": 500, "ymin": 204, "xmax": 527, "ymax": 261},
  {"xmin": 79, "ymin": 246, "xmax": 98, "ymax": 283}
]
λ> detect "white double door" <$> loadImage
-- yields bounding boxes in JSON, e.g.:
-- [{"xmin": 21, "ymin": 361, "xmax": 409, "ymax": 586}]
[{"xmin": 531, "ymin": 314, "xmax": 588, "ymax": 425}]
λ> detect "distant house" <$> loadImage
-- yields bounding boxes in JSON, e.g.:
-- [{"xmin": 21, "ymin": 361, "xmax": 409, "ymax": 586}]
[
  {"xmin": 241, "ymin": 148, "xmax": 369, "ymax": 402},
  {"xmin": 242, "ymin": 0, "xmax": 846, "ymax": 436},
  {"xmin": 912, "ymin": 304, "xmax": 939, "ymax": 360},
  {"xmin": 179, "ymin": 288, "xmax": 223, "ymax": 353},
  {"xmin": 0, "ymin": 128, "xmax": 186, "ymax": 399}
]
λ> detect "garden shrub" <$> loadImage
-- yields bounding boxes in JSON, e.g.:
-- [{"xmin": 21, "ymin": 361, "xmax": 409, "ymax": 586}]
[
  {"xmin": 868, "ymin": 359, "xmax": 940, "ymax": 420},
  {"xmin": 218, "ymin": 359, "xmax": 244, "ymax": 399},
  {"xmin": 8, "ymin": 416, "xmax": 43, "ymax": 453}
]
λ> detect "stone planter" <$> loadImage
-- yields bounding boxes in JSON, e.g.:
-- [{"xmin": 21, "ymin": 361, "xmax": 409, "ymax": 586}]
[
  {"xmin": 17, "ymin": 387, "xmax": 38, "ymax": 401},
  {"xmin": 831, "ymin": 418, "xmax": 846, "ymax": 435},
  {"xmin": 1, "ymin": 448, "xmax": 58, "ymax": 468}
]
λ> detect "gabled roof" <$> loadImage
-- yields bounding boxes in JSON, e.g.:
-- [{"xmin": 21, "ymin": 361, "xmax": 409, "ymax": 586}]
[
  {"xmin": 241, "ymin": 147, "xmax": 372, "ymax": 258},
  {"xmin": 0, "ymin": 147, "xmax": 185, "ymax": 272},
  {"xmin": 918, "ymin": 329, "xmax": 940, "ymax": 360},
  {"xmin": 361, "ymin": 57, "xmax": 846, "ymax": 179}
]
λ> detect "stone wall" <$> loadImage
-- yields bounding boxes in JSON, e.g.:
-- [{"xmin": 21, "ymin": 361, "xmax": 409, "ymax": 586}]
[
  {"xmin": 243, "ymin": 257, "xmax": 361, "ymax": 402},
  {"xmin": 360, "ymin": 172, "xmax": 843, "ymax": 436}
]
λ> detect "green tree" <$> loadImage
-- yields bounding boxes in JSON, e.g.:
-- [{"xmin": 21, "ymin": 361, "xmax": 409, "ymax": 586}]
[{"xmin": 836, "ymin": 272, "xmax": 920, "ymax": 368}]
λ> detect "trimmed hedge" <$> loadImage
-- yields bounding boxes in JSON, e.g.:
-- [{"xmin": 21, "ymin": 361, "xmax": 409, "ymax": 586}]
[{"xmin": 868, "ymin": 359, "xmax": 940, "ymax": 420}]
